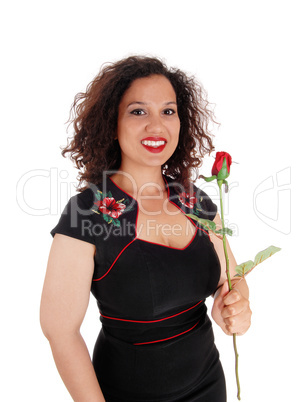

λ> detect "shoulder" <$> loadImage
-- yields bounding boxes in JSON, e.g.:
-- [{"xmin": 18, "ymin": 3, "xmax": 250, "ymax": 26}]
[
  {"xmin": 50, "ymin": 186, "xmax": 100, "ymax": 244},
  {"xmin": 192, "ymin": 182, "xmax": 218, "ymax": 220},
  {"xmin": 72, "ymin": 186, "xmax": 97, "ymax": 207},
  {"xmin": 64, "ymin": 184, "xmax": 107, "ymax": 215},
  {"xmin": 164, "ymin": 176, "xmax": 218, "ymax": 220}
]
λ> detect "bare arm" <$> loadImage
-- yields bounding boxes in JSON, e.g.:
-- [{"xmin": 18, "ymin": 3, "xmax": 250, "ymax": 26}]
[
  {"xmin": 40, "ymin": 234, "xmax": 106, "ymax": 402},
  {"xmin": 210, "ymin": 214, "xmax": 252, "ymax": 335}
]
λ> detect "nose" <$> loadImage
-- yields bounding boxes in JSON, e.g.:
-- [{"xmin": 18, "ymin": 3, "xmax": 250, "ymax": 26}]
[{"xmin": 145, "ymin": 114, "xmax": 164, "ymax": 134}]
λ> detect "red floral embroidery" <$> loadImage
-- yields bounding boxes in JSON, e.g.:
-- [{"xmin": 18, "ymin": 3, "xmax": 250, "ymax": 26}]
[
  {"xmin": 95, "ymin": 197, "xmax": 126, "ymax": 219},
  {"xmin": 179, "ymin": 192, "xmax": 197, "ymax": 209}
]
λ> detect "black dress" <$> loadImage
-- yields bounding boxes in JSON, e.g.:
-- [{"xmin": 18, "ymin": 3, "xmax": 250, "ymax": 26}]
[{"xmin": 51, "ymin": 175, "xmax": 227, "ymax": 402}]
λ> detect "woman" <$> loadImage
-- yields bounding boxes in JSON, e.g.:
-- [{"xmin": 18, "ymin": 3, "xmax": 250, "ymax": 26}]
[{"xmin": 40, "ymin": 56, "xmax": 251, "ymax": 402}]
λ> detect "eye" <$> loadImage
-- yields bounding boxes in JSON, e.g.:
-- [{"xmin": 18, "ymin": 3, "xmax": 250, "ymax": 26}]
[
  {"xmin": 130, "ymin": 109, "xmax": 146, "ymax": 116},
  {"xmin": 163, "ymin": 108, "xmax": 176, "ymax": 115}
]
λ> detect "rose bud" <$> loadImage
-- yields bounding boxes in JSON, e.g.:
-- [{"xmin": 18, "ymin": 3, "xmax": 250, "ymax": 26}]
[{"xmin": 212, "ymin": 152, "xmax": 232, "ymax": 180}]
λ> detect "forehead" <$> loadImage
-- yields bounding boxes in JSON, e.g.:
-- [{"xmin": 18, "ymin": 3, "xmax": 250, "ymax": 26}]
[{"xmin": 121, "ymin": 75, "xmax": 176, "ymax": 103}]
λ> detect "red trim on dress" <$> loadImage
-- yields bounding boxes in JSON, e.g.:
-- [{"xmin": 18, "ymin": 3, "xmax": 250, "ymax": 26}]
[
  {"xmin": 93, "ymin": 175, "xmax": 210, "ymax": 281},
  {"xmin": 108, "ymin": 176, "xmax": 138, "ymax": 203},
  {"xmin": 168, "ymin": 193, "xmax": 211, "ymax": 241},
  {"xmin": 92, "ymin": 237, "xmax": 137, "ymax": 281},
  {"xmin": 163, "ymin": 175, "xmax": 210, "ymax": 235},
  {"xmin": 92, "ymin": 176, "xmax": 139, "ymax": 281},
  {"xmin": 100, "ymin": 300, "xmax": 203, "ymax": 323},
  {"xmin": 197, "ymin": 224, "xmax": 211, "ymax": 241},
  {"xmin": 136, "ymin": 226, "xmax": 198, "ymax": 251},
  {"xmin": 133, "ymin": 320, "xmax": 200, "ymax": 345}
]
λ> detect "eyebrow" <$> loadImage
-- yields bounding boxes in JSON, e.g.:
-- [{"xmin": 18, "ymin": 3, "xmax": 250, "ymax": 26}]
[{"xmin": 127, "ymin": 101, "xmax": 177, "ymax": 107}]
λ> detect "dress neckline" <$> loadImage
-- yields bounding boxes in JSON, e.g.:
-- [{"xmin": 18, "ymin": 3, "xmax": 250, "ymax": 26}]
[
  {"xmin": 106, "ymin": 174, "xmax": 199, "ymax": 251},
  {"xmin": 135, "ymin": 226, "xmax": 199, "ymax": 251},
  {"xmin": 107, "ymin": 174, "xmax": 170, "ymax": 201}
]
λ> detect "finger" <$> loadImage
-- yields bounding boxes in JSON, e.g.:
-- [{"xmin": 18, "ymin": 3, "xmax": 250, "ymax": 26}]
[
  {"xmin": 221, "ymin": 298, "xmax": 249, "ymax": 319},
  {"xmin": 223, "ymin": 289, "xmax": 241, "ymax": 306},
  {"xmin": 225, "ymin": 313, "xmax": 252, "ymax": 335},
  {"xmin": 223, "ymin": 327, "xmax": 232, "ymax": 336},
  {"xmin": 219, "ymin": 322, "xmax": 232, "ymax": 336},
  {"xmin": 215, "ymin": 281, "xmax": 229, "ymax": 301},
  {"xmin": 227, "ymin": 319, "xmax": 251, "ymax": 335},
  {"xmin": 224, "ymin": 314, "xmax": 248, "ymax": 328}
]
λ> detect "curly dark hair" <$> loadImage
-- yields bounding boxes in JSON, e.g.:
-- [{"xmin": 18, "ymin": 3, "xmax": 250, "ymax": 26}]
[{"xmin": 62, "ymin": 55, "xmax": 216, "ymax": 191}]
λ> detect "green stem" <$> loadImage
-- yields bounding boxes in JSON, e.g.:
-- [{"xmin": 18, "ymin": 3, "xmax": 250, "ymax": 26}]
[
  {"xmin": 218, "ymin": 180, "xmax": 241, "ymax": 400},
  {"xmin": 218, "ymin": 181, "xmax": 232, "ymax": 291},
  {"xmin": 233, "ymin": 333, "xmax": 241, "ymax": 400}
]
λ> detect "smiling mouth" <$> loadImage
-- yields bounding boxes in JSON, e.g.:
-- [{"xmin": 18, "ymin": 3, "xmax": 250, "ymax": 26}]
[{"xmin": 141, "ymin": 140, "xmax": 166, "ymax": 148}]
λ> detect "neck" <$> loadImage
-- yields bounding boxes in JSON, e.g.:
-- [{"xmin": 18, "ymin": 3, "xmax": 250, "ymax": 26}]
[{"xmin": 111, "ymin": 164, "xmax": 167, "ymax": 197}]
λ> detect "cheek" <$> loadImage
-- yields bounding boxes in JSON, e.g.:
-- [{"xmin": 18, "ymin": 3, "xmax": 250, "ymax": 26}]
[
  {"xmin": 117, "ymin": 124, "xmax": 140, "ymax": 155},
  {"xmin": 166, "ymin": 116, "xmax": 180, "ymax": 133},
  {"xmin": 167, "ymin": 124, "xmax": 180, "ymax": 155},
  {"xmin": 117, "ymin": 121, "xmax": 131, "ymax": 143},
  {"xmin": 171, "ymin": 120, "xmax": 181, "ymax": 142},
  {"xmin": 117, "ymin": 136, "xmax": 132, "ymax": 153},
  {"xmin": 118, "ymin": 118, "xmax": 142, "ymax": 137}
]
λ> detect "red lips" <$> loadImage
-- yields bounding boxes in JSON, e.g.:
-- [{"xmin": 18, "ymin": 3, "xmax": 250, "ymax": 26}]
[{"xmin": 141, "ymin": 137, "xmax": 167, "ymax": 153}]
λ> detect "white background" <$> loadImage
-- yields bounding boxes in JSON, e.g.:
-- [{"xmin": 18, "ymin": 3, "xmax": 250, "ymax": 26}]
[{"xmin": 2, "ymin": 1, "xmax": 305, "ymax": 401}]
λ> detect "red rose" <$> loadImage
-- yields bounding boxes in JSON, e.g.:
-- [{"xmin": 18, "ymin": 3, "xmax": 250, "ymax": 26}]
[
  {"xmin": 212, "ymin": 152, "xmax": 232, "ymax": 179},
  {"xmin": 95, "ymin": 197, "xmax": 126, "ymax": 219},
  {"xmin": 179, "ymin": 192, "xmax": 197, "ymax": 209}
]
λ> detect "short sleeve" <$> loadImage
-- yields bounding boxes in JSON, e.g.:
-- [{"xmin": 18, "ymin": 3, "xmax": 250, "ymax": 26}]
[
  {"xmin": 50, "ymin": 192, "xmax": 96, "ymax": 245},
  {"xmin": 193, "ymin": 184, "xmax": 218, "ymax": 221}
]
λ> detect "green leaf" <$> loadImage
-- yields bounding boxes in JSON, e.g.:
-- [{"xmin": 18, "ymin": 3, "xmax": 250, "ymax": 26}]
[
  {"xmin": 186, "ymin": 214, "xmax": 233, "ymax": 236},
  {"xmin": 205, "ymin": 175, "xmax": 217, "ymax": 182},
  {"xmin": 102, "ymin": 214, "xmax": 111, "ymax": 223},
  {"xmin": 217, "ymin": 157, "xmax": 230, "ymax": 180},
  {"xmin": 112, "ymin": 219, "xmax": 121, "ymax": 227},
  {"xmin": 186, "ymin": 214, "xmax": 216, "ymax": 232},
  {"xmin": 125, "ymin": 205, "xmax": 134, "ymax": 213},
  {"xmin": 234, "ymin": 245, "xmax": 281, "ymax": 277},
  {"xmin": 198, "ymin": 174, "xmax": 217, "ymax": 182},
  {"xmin": 235, "ymin": 260, "xmax": 254, "ymax": 277},
  {"xmin": 215, "ymin": 227, "xmax": 233, "ymax": 236},
  {"xmin": 254, "ymin": 246, "xmax": 281, "ymax": 266},
  {"xmin": 192, "ymin": 208, "xmax": 200, "ymax": 217},
  {"xmin": 95, "ymin": 191, "xmax": 102, "ymax": 201}
]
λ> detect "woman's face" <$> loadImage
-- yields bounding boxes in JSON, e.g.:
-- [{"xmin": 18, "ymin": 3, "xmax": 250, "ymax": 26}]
[{"xmin": 117, "ymin": 74, "xmax": 180, "ymax": 171}]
